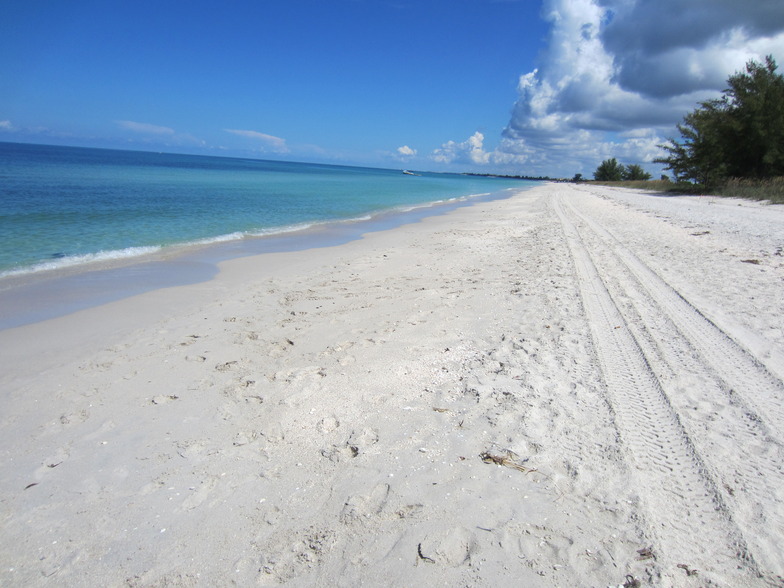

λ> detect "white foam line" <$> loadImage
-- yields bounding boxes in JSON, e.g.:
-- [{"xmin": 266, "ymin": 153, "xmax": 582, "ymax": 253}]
[
  {"xmin": 0, "ymin": 246, "xmax": 164, "ymax": 278},
  {"xmin": 1, "ymin": 190, "xmax": 505, "ymax": 278}
]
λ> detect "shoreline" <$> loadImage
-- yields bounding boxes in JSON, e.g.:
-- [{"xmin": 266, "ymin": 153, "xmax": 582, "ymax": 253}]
[
  {"xmin": 0, "ymin": 187, "xmax": 506, "ymax": 282},
  {"xmin": 1, "ymin": 183, "xmax": 783, "ymax": 587},
  {"xmin": 0, "ymin": 187, "xmax": 520, "ymax": 330}
]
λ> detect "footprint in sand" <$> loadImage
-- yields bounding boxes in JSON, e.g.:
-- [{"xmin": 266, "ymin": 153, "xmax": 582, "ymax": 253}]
[
  {"xmin": 316, "ymin": 415, "xmax": 340, "ymax": 434},
  {"xmin": 322, "ymin": 427, "xmax": 379, "ymax": 462},
  {"xmin": 223, "ymin": 377, "xmax": 263, "ymax": 404},
  {"xmin": 258, "ymin": 527, "xmax": 334, "ymax": 583},
  {"xmin": 176, "ymin": 440, "xmax": 211, "ymax": 461},
  {"xmin": 276, "ymin": 366, "xmax": 328, "ymax": 407},
  {"xmin": 178, "ymin": 334, "xmax": 203, "ymax": 347},
  {"xmin": 502, "ymin": 524, "xmax": 580, "ymax": 574},
  {"xmin": 233, "ymin": 429, "xmax": 259, "ymax": 447},
  {"xmin": 272, "ymin": 365, "xmax": 327, "ymax": 383},
  {"xmin": 347, "ymin": 427, "xmax": 379, "ymax": 454},
  {"xmin": 320, "ymin": 444, "xmax": 356, "ymax": 462},
  {"xmin": 139, "ymin": 477, "xmax": 166, "ymax": 496},
  {"xmin": 215, "ymin": 360, "xmax": 239, "ymax": 372},
  {"xmin": 32, "ymin": 446, "xmax": 71, "ymax": 480},
  {"xmin": 266, "ymin": 338, "xmax": 295, "ymax": 358},
  {"xmin": 181, "ymin": 477, "xmax": 219, "ymax": 510},
  {"xmin": 42, "ymin": 409, "xmax": 90, "ymax": 435},
  {"xmin": 338, "ymin": 354, "xmax": 356, "ymax": 366},
  {"xmin": 417, "ymin": 527, "xmax": 475, "ymax": 566},
  {"xmin": 340, "ymin": 483, "xmax": 390, "ymax": 523}
]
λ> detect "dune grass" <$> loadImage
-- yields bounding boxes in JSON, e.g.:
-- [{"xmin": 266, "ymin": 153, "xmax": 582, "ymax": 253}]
[
  {"xmin": 712, "ymin": 177, "xmax": 784, "ymax": 204},
  {"xmin": 586, "ymin": 177, "xmax": 784, "ymax": 204}
]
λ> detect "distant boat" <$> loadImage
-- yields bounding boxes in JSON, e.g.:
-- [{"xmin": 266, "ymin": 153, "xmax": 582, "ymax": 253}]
[{"xmin": 402, "ymin": 170, "xmax": 421, "ymax": 176}]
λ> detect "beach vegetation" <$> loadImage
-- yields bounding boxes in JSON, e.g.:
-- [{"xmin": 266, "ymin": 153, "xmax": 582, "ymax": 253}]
[
  {"xmin": 655, "ymin": 56, "xmax": 784, "ymax": 187},
  {"xmin": 587, "ymin": 177, "xmax": 784, "ymax": 204},
  {"xmin": 587, "ymin": 179, "xmax": 675, "ymax": 192},
  {"xmin": 623, "ymin": 164, "xmax": 652, "ymax": 181},
  {"xmin": 711, "ymin": 176, "xmax": 784, "ymax": 203},
  {"xmin": 593, "ymin": 159, "xmax": 652, "ymax": 182},
  {"xmin": 593, "ymin": 158, "xmax": 625, "ymax": 181}
]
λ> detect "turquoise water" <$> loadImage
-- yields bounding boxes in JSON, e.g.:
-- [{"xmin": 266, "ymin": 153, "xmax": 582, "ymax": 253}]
[{"xmin": 0, "ymin": 142, "xmax": 531, "ymax": 277}]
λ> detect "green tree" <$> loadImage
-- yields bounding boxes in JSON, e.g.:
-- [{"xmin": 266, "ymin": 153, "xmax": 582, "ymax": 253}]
[
  {"xmin": 656, "ymin": 102, "xmax": 728, "ymax": 185},
  {"xmin": 656, "ymin": 56, "xmax": 784, "ymax": 186},
  {"xmin": 594, "ymin": 158, "xmax": 624, "ymax": 181},
  {"xmin": 724, "ymin": 56, "xmax": 784, "ymax": 178},
  {"xmin": 622, "ymin": 164, "xmax": 652, "ymax": 181}
]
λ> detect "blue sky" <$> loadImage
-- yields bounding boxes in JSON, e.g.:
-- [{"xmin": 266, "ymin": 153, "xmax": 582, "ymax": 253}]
[{"xmin": 2, "ymin": 0, "xmax": 783, "ymax": 177}]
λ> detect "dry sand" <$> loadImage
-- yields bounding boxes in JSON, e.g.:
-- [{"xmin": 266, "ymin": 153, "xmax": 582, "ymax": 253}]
[{"xmin": 1, "ymin": 183, "xmax": 783, "ymax": 587}]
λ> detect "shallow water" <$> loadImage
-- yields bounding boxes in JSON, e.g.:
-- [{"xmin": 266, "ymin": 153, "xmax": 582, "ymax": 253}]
[
  {"xmin": 0, "ymin": 142, "xmax": 529, "ymax": 277},
  {"xmin": 0, "ymin": 146, "xmax": 533, "ymax": 329}
]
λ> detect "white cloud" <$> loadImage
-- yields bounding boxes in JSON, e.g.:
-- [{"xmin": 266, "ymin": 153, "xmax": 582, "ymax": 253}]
[
  {"xmin": 114, "ymin": 120, "xmax": 205, "ymax": 148},
  {"xmin": 224, "ymin": 129, "xmax": 289, "ymax": 153},
  {"xmin": 397, "ymin": 145, "xmax": 416, "ymax": 157},
  {"xmin": 499, "ymin": 0, "xmax": 784, "ymax": 176},
  {"xmin": 432, "ymin": 132, "xmax": 493, "ymax": 165},
  {"xmin": 0, "ymin": 120, "xmax": 12, "ymax": 130},
  {"xmin": 430, "ymin": 132, "xmax": 534, "ymax": 171},
  {"xmin": 116, "ymin": 120, "xmax": 176, "ymax": 135},
  {"xmin": 601, "ymin": 0, "xmax": 784, "ymax": 84}
]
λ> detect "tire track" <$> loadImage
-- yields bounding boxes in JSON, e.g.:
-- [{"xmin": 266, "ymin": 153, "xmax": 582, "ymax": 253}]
[
  {"xmin": 552, "ymin": 194, "xmax": 762, "ymax": 586},
  {"xmin": 559, "ymin": 194, "xmax": 784, "ymax": 580},
  {"xmin": 566, "ymin": 193, "xmax": 784, "ymax": 441}
]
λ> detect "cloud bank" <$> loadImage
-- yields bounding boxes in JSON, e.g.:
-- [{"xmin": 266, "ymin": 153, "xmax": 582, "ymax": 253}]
[
  {"xmin": 225, "ymin": 129, "xmax": 289, "ymax": 153},
  {"xmin": 116, "ymin": 120, "xmax": 176, "ymax": 135},
  {"xmin": 497, "ymin": 0, "xmax": 784, "ymax": 176},
  {"xmin": 114, "ymin": 120, "xmax": 205, "ymax": 148}
]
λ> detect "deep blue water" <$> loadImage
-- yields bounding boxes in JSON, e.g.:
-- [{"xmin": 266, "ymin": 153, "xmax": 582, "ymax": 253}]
[{"xmin": 0, "ymin": 142, "xmax": 530, "ymax": 276}]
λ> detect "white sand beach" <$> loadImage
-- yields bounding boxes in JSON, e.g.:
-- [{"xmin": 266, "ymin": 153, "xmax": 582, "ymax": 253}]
[{"xmin": 1, "ymin": 183, "xmax": 783, "ymax": 587}]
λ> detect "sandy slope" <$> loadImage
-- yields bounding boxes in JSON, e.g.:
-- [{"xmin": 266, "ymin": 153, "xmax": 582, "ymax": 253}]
[{"xmin": 1, "ymin": 183, "xmax": 783, "ymax": 587}]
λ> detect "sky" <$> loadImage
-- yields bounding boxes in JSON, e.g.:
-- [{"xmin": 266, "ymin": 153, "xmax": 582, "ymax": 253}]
[{"xmin": 1, "ymin": 0, "xmax": 783, "ymax": 177}]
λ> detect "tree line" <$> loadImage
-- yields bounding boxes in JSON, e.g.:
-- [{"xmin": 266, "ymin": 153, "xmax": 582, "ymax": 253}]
[
  {"xmin": 591, "ymin": 159, "xmax": 651, "ymax": 182},
  {"xmin": 589, "ymin": 55, "xmax": 783, "ymax": 188},
  {"xmin": 656, "ymin": 56, "xmax": 784, "ymax": 186}
]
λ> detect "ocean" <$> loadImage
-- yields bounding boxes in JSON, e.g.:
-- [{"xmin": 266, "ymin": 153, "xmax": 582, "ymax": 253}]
[
  {"xmin": 0, "ymin": 142, "xmax": 530, "ymax": 277},
  {"xmin": 0, "ymin": 142, "xmax": 534, "ymax": 327}
]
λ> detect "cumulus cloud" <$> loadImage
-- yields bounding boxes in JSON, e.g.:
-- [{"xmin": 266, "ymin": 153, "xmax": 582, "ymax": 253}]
[
  {"xmin": 499, "ymin": 0, "xmax": 784, "ymax": 176},
  {"xmin": 603, "ymin": 0, "xmax": 784, "ymax": 99},
  {"xmin": 397, "ymin": 145, "xmax": 417, "ymax": 157},
  {"xmin": 224, "ymin": 129, "xmax": 289, "ymax": 153},
  {"xmin": 432, "ymin": 132, "xmax": 492, "ymax": 165},
  {"xmin": 430, "ymin": 132, "xmax": 534, "ymax": 170},
  {"xmin": 0, "ymin": 120, "xmax": 12, "ymax": 130},
  {"xmin": 116, "ymin": 120, "xmax": 176, "ymax": 135},
  {"xmin": 602, "ymin": 0, "xmax": 784, "ymax": 66}
]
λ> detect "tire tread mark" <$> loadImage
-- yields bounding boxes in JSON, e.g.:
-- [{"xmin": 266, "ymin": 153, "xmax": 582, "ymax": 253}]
[
  {"xmin": 562, "ymin": 195, "xmax": 784, "ymax": 579},
  {"xmin": 553, "ymin": 194, "xmax": 761, "ymax": 586},
  {"xmin": 565, "ymin": 195, "xmax": 784, "ymax": 439}
]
